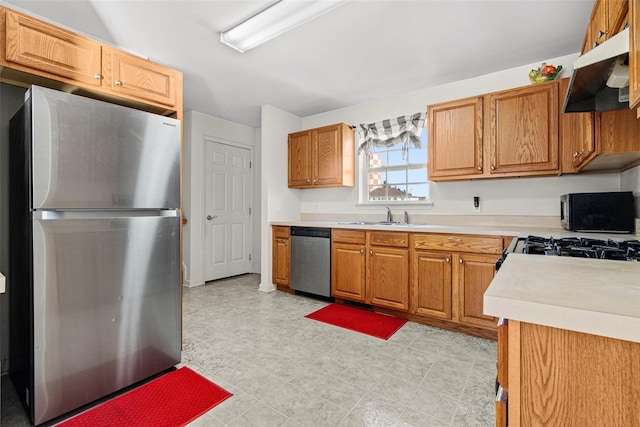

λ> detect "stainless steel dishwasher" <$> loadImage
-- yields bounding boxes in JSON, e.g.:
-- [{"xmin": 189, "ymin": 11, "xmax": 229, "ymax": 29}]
[{"xmin": 290, "ymin": 227, "xmax": 331, "ymax": 297}]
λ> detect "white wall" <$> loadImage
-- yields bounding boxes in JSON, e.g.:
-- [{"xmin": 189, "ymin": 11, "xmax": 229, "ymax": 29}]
[
  {"xmin": 295, "ymin": 52, "xmax": 624, "ymax": 218},
  {"xmin": 258, "ymin": 105, "xmax": 303, "ymax": 292},
  {"xmin": 622, "ymin": 166, "xmax": 640, "ymax": 217},
  {"xmin": 183, "ymin": 111, "xmax": 260, "ymax": 287}
]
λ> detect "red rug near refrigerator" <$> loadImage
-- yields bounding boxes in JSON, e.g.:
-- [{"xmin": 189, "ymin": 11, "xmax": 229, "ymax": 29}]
[
  {"xmin": 56, "ymin": 367, "xmax": 232, "ymax": 427},
  {"xmin": 305, "ymin": 303, "xmax": 407, "ymax": 340}
]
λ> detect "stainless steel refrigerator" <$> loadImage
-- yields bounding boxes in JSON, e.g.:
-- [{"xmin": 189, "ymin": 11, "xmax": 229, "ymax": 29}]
[{"xmin": 8, "ymin": 86, "xmax": 182, "ymax": 425}]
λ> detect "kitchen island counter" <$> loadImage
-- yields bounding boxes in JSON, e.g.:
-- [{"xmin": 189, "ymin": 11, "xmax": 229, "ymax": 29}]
[{"xmin": 484, "ymin": 253, "xmax": 640, "ymax": 343}]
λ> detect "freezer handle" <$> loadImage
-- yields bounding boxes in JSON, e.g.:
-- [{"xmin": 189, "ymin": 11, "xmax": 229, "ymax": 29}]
[{"xmin": 33, "ymin": 210, "xmax": 179, "ymax": 220}]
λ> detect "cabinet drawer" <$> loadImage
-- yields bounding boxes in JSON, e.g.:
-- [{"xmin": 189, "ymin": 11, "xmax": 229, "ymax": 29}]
[
  {"xmin": 413, "ymin": 234, "xmax": 502, "ymax": 254},
  {"xmin": 369, "ymin": 231, "xmax": 409, "ymax": 248},
  {"xmin": 273, "ymin": 226, "xmax": 290, "ymax": 238},
  {"xmin": 332, "ymin": 229, "xmax": 365, "ymax": 244}
]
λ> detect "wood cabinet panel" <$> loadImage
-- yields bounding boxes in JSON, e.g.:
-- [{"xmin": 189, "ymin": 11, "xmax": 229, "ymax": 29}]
[
  {"xmin": 583, "ymin": 0, "xmax": 608, "ymax": 53},
  {"xmin": 509, "ymin": 321, "xmax": 640, "ymax": 427},
  {"xmin": 4, "ymin": 9, "xmax": 102, "ymax": 86},
  {"xmin": 457, "ymin": 253, "xmax": 498, "ymax": 328},
  {"xmin": 288, "ymin": 131, "xmax": 313, "ymax": 187},
  {"xmin": 413, "ymin": 234, "xmax": 503, "ymax": 255},
  {"xmin": 485, "ymin": 83, "xmax": 559, "ymax": 175},
  {"xmin": 331, "ymin": 241, "xmax": 366, "ymax": 302},
  {"xmin": 428, "ymin": 97, "xmax": 483, "ymax": 178},
  {"xmin": 558, "ymin": 78, "xmax": 596, "ymax": 173},
  {"xmin": 631, "ymin": 0, "xmax": 640, "ymax": 110},
  {"xmin": 369, "ymin": 231, "xmax": 409, "ymax": 247},
  {"xmin": 102, "ymin": 46, "xmax": 178, "ymax": 108},
  {"xmin": 272, "ymin": 226, "xmax": 290, "ymax": 288},
  {"xmin": 367, "ymin": 245, "xmax": 409, "ymax": 311},
  {"xmin": 411, "ymin": 250, "xmax": 452, "ymax": 319},
  {"xmin": 288, "ymin": 123, "xmax": 354, "ymax": 189}
]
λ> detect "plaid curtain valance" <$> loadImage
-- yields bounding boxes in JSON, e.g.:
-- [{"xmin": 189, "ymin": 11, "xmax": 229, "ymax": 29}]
[{"xmin": 357, "ymin": 112, "xmax": 426, "ymax": 155}]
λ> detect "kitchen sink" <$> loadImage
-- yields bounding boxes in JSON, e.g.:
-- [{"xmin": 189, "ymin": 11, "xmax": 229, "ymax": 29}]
[{"xmin": 338, "ymin": 221, "xmax": 426, "ymax": 227}]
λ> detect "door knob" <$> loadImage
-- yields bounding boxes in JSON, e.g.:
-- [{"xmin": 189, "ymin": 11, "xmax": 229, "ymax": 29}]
[{"xmin": 206, "ymin": 215, "xmax": 217, "ymax": 221}]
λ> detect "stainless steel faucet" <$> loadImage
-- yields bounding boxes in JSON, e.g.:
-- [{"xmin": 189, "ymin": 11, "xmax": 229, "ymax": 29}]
[
  {"xmin": 386, "ymin": 206, "xmax": 392, "ymax": 222},
  {"xmin": 404, "ymin": 211, "xmax": 409, "ymax": 224}
]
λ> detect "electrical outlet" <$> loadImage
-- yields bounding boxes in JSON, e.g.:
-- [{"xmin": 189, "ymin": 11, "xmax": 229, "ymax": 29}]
[{"xmin": 473, "ymin": 196, "xmax": 480, "ymax": 212}]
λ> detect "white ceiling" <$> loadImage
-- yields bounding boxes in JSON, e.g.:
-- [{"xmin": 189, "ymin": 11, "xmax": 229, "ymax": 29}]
[{"xmin": 3, "ymin": 0, "xmax": 594, "ymax": 128}]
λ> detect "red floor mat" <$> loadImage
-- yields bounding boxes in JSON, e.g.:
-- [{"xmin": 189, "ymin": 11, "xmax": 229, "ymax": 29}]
[
  {"xmin": 305, "ymin": 303, "xmax": 407, "ymax": 340},
  {"xmin": 56, "ymin": 367, "xmax": 232, "ymax": 427}
]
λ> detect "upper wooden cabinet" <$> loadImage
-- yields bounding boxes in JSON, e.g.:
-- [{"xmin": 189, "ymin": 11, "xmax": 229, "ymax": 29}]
[
  {"xmin": 559, "ymin": 78, "xmax": 597, "ymax": 173},
  {"xmin": 582, "ymin": 0, "xmax": 628, "ymax": 53},
  {"xmin": 631, "ymin": 0, "xmax": 640, "ymax": 110},
  {"xmin": 288, "ymin": 123, "xmax": 354, "ymax": 189},
  {"xmin": 4, "ymin": 9, "xmax": 102, "ymax": 87},
  {"xmin": 428, "ymin": 81, "xmax": 559, "ymax": 181},
  {"xmin": 102, "ymin": 46, "xmax": 178, "ymax": 108},
  {"xmin": 0, "ymin": 7, "xmax": 182, "ymax": 116},
  {"xmin": 428, "ymin": 96, "xmax": 484, "ymax": 179},
  {"xmin": 485, "ymin": 82, "xmax": 559, "ymax": 176}
]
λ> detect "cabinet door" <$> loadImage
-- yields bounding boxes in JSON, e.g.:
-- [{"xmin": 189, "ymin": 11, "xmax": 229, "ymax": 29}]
[
  {"xmin": 288, "ymin": 131, "xmax": 313, "ymax": 188},
  {"xmin": 102, "ymin": 46, "xmax": 178, "ymax": 108},
  {"xmin": 457, "ymin": 253, "xmax": 497, "ymax": 328},
  {"xmin": 331, "ymin": 242, "xmax": 366, "ymax": 302},
  {"xmin": 485, "ymin": 82, "xmax": 559, "ymax": 176},
  {"xmin": 314, "ymin": 125, "xmax": 343, "ymax": 187},
  {"xmin": 4, "ymin": 9, "xmax": 102, "ymax": 87},
  {"xmin": 583, "ymin": 0, "xmax": 608, "ymax": 53},
  {"xmin": 272, "ymin": 227, "xmax": 290, "ymax": 287},
  {"xmin": 367, "ymin": 246, "xmax": 409, "ymax": 311},
  {"xmin": 558, "ymin": 78, "xmax": 596, "ymax": 172},
  {"xmin": 630, "ymin": 0, "xmax": 640, "ymax": 110},
  {"xmin": 428, "ymin": 97, "xmax": 483, "ymax": 180},
  {"xmin": 411, "ymin": 250, "xmax": 452, "ymax": 319},
  {"xmin": 598, "ymin": 108, "xmax": 640, "ymax": 154}
]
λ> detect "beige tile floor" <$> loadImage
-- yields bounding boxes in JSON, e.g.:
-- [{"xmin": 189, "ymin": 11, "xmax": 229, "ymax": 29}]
[{"xmin": 1, "ymin": 274, "xmax": 496, "ymax": 426}]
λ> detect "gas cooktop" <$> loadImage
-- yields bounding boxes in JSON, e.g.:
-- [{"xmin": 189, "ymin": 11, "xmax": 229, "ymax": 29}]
[{"xmin": 513, "ymin": 235, "xmax": 640, "ymax": 261}]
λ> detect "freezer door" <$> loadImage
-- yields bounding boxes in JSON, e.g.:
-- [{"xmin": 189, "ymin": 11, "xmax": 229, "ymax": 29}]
[
  {"xmin": 31, "ymin": 214, "xmax": 181, "ymax": 425},
  {"xmin": 29, "ymin": 86, "xmax": 180, "ymax": 209}
]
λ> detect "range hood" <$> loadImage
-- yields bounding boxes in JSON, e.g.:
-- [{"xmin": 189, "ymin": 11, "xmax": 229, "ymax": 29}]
[{"xmin": 563, "ymin": 27, "xmax": 630, "ymax": 113}]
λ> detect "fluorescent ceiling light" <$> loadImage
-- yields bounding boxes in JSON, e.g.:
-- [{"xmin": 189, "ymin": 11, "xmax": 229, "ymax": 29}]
[{"xmin": 220, "ymin": 0, "xmax": 346, "ymax": 53}]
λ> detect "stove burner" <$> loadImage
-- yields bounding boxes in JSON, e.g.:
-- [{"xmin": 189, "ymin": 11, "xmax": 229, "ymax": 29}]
[{"xmin": 519, "ymin": 235, "xmax": 640, "ymax": 262}]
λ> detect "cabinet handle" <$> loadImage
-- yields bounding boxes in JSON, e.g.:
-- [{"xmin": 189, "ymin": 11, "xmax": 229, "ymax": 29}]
[
  {"xmin": 114, "ymin": 80, "xmax": 122, "ymax": 86},
  {"xmin": 597, "ymin": 30, "xmax": 608, "ymax": 39},
  {"xmin": 573, "ymin": 151, "xmax": 582, "ymax": 158},
  {"xmin": 447, "ymin": 237, "xmax": 462, "ymax": 242},
  {"xmin": 445, "ymin": 257, "xmax": 450, "ymax": 263},
  {"xmin": 459, "ymin": 258, "xmax": 463, "ymax": 264},
  {"xmin": 93, "ymin": 73, "xmax": 101, "ymax": 80}
]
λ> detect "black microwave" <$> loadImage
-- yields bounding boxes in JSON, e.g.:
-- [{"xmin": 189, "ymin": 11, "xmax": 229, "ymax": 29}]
[{"xmin": 560, "ymin": 191, "xmax": 635, "ymax": 233}]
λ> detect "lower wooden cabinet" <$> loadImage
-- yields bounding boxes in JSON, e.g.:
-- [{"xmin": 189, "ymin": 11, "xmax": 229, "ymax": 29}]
[
  {"xmin": 272, "ymin": 226, "xmax": 291, "ymax": 291},
  {"xmin": 331, "ymin": 230, "xmax": 366, "ymax": 302},
  {"xmin": 367, "ymin": 232, "xmax": 409, "ymax": 311},
  {"xmin": 457, "ymin": 253, "xmax": 499, "ymax": 328},
  {"xmin": 411, "ymin": 250, "xmax": 453, "ymax": 319}
]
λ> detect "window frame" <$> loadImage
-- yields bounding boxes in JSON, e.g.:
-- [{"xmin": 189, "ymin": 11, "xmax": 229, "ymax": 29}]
[{"xmin": 358, "ymin": 130, "xmax": 432, "ymax": 206}]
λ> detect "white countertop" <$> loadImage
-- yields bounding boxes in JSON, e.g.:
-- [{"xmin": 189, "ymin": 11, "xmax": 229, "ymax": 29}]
[{"xmin": 484, "ymin": 253, "xmax": 640, "ymax": 343}]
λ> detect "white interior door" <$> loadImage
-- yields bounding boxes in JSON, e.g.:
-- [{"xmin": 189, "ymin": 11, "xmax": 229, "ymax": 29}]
[{"xmin": 204, "ymin": 140, "xmax": 252, "ymax": 281}]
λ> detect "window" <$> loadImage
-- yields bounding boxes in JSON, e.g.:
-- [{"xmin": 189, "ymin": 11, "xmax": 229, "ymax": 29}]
[{"xmin": 362, "ymin": 129, "xmax": 429, "ymax": 202}]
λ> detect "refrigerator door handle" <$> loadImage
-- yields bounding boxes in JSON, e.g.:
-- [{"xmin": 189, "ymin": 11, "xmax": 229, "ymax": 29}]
[{"xmin": 34, "ymin": 210, "xmax": 179, "ymax": 220}]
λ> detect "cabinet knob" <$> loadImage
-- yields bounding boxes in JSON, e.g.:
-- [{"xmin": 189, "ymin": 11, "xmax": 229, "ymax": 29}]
[
  {"xmin": 593, "ymin": 41, "xmax": 600, "ymax": 49},
  {"xmin": 597, "ymin": 30, "xmax": 608, "ymax": 39},
  {"xmin": 313, "ymin": 180, "xmax": 317, "ymax": 183},
  {"xmin": 459, "ymin": 258, "xmax": 463, "ymax": 264},
  {"xmin": 93, "ymin": 73, "xmax": 101, "ymax": 80},
  {"xmin": 306, "ymin": 179, "xmax": 311, "ymax": 183},
  {"xmin": 360, "ymin": 249, "xmax": 364, "ymax": 254},
  {"xmin": 490, "ymin": 165, "xmax": 495, "ymax": 170},
  {"xmin": 445, "ymin": 257, "xmax": 450, "ymax": 263},
  {"xmin": 114, "ymin": 80, "xmax": 122, "ymax": 86},
  {"xmin": 369, "ymin": 250, "xmax": 373, "ymax": 255},
  {"xmin": 447, "ymin": 237, "xmax": 462, "ymax": 242},
  {"xmin": 573, "ymin": 151, "xmax": 582, "ymax": 158},
  {"xmin": 477, "ymin": 166, "xmax": 482, "ymax": 171}
]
